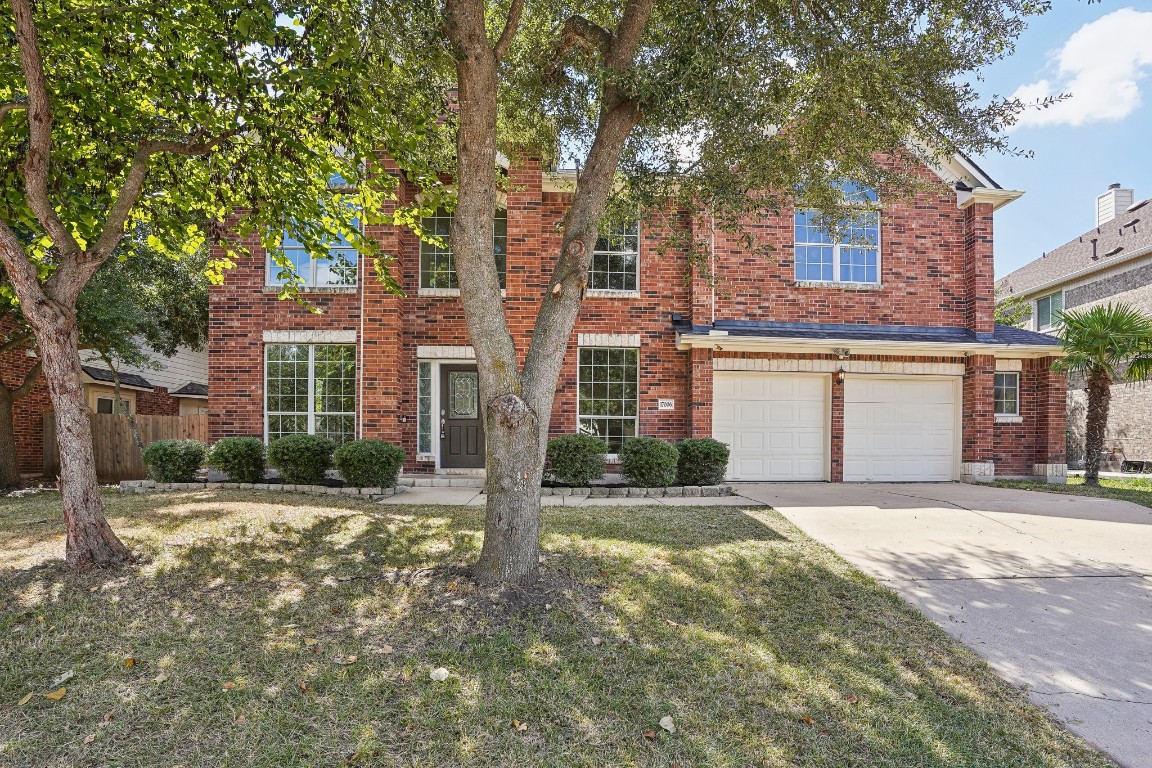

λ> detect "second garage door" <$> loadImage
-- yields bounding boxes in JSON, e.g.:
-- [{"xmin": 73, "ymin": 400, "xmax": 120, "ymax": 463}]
[
  {"xmin": 713, "ymin": 372, "xmax": 827, "ymax": 481},
  {"xmin": 843, "ymin": 377, "xmax": 958, "ymax": 482}
]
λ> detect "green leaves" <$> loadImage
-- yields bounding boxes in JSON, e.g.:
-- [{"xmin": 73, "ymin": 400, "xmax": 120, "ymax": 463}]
[{"xmin": 1054, "ymin": 303, "xmax": 1152, "ymax": 384}]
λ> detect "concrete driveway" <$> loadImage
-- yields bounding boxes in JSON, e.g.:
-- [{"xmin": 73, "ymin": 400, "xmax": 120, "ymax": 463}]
[{"xmin": 735, "ymin": 482, "xmax": 1152, "ymax": 768}]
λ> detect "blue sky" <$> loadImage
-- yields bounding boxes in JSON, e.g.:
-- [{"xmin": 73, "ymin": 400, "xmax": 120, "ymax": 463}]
[{"xmin": 975, "ymin": 4, "xmax": 1152, "ymax": 277}]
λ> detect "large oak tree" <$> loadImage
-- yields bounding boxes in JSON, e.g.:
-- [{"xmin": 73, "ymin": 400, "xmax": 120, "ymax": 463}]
[
  {"xmin": 425, "ymin": 0, "xmax": 1047, "ymax": 584},
  {"xmin": 0, "ymin": 0, "xmax": 441, "ymax": 568}
]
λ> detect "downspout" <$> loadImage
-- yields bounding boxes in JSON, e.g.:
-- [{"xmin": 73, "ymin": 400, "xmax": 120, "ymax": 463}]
[
  {"xmin": 357, "ymin": 235, "xmax": 365, "ymax": 440},
  {"xmin": 710, "ymin": 207, "xmax": 716, "ymax": 326}
]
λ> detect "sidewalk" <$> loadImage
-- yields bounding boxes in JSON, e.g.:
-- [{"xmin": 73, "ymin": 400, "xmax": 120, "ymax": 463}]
[{"xmin": 379, "ymin": 485, "xmax": 758, "ymax": 506}]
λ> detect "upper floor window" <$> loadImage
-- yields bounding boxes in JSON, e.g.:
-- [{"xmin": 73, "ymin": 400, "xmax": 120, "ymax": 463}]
[
  {"xmin": 994, "ymin": 372, "xmax": 1020, "ymax": 416},
  {"xmin": 267, "ymin": 225, "xmax": 359, "ymax": 288},
  {"xmin": 590, "ymin": 221, "xmax": 640, "ymax": 292},
  {"xmin": 419, "ymin": 209, "xmax": 507, "ymax": 290},
  {"xmin": 794, "ymin": 184, "xmax": 880, "ymax": 285},
  {"xmin": 1036, "ymin": 291, "xmax": 1063, "ymax": 331}
]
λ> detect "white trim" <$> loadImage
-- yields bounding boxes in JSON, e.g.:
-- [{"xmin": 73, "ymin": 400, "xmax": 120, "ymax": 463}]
[
  {"xmin": 576, "ymin": 346, "xmax": 640, "ymax": 452},
  {"xmin": 956, "ymin": 187, "xmax": 1024, "ymax": 211},
  {"xmin": 713, "ymin": 358, "xmax": 965, "ymax": 376},
  {"xmin": 589, "ymin": 220, "xmax": 641, "ymax": 293},
  {"xmin": 263, "ymin": 329, "xmax": 357, "ymax": 344},
  {"xmin": 794, "ymin": 205, "xmax": 882, "ymax": 286},
  {"xmin": 577, "ymin": 333, "xmax": 641, "ymax": 348},
  {"xmin": 417, "ymin": 345, "xmax": 476, "ymax": 360},
  {"xmin": 994, "ymin": 371, "xmax": 1021, "ymax": 418},
  {"xmin": 794, "ymin": 280, "xmax": 882, "ymax": 291},
  {"xmin": 1035, "ymin": 290, "xmax": 1064, "ymax": 332},
  {"xmin": 995, "ymin": 415, "xmax": 1024, "ymax": 424},
  {"xmin": 679, "ymin": 333, "xmax": 1064, "ymax": 359},
  {"xmin": 417, "ymin": 287, "xmax": 507, "ymax": 298},
  {"xmin": 995, "ymin": 359, "xmax": 1023, "ymax": 372},
  {"xmin": 586, "ymin": 289, "xmax": 641, "ymax": 299},
  {"xmin": 174, "ymin": 393, "xmax": 209, "ymax": 401}
]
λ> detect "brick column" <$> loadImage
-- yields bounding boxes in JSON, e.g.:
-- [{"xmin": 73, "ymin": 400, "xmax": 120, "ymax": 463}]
[
  {"xmin": 961, "ymin": 353, "xmax": 996, "ymax": 481},
  {"xmin": 1033, "ymin": 356, "xmax": 1068, "ymax": 483},
  {"xmin": 689, "ymin": 347, "xmax": 713, "ymax": 437},
  {"xmin": 964, "ymin": 203, "xmax": 996, "ymax": 334}
]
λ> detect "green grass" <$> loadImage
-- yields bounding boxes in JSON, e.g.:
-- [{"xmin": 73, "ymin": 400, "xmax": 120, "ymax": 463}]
[
  {"xmin": 994, "ymin": 475, "xmax": 1152, "ymax": 509},
  {"xmin": 0, "ymin": 490, "xmax": 1116, "ymax": 767}
]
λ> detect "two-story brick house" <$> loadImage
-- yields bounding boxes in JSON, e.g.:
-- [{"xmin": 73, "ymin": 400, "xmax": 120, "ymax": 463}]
[
  {"xmin": 999, "ymin": 183, "xmax": 1152, "ymax": 467},
  {"xmin": 209, "ymin": 153, "xmax": 1068, "ymax": 483}
]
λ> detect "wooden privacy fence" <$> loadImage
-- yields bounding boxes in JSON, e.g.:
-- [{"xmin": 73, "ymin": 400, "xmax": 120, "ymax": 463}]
[{"xmin": 43, "ymin": 413, "xmax": 209, "ymax": 483}]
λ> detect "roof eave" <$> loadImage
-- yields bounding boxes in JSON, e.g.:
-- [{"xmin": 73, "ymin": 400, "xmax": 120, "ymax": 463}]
[
  {"xmin": 957, "ymin": 187, "xmax": 1024, "ymax": 212},
  {"xmin": 675, "ymin": 332, "xmax": 1064, "ymax": 359},
  {"xmin": 1000, "ymin": 243, "xmax": 1152, "ymax": 299}
]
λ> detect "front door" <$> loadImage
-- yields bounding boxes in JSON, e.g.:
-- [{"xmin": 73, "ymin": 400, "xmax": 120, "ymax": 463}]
[{"xmin": 440, "ymin": 365, "xmax": 484, "ymax": 468}]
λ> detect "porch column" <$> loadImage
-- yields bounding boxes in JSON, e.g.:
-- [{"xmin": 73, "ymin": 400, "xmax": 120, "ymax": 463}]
[
  {"xmin": 1033, "ymin": 356, "xmax": 1068, "ymax": 483},
  {"xmin": 689, "ymin": 347, "xmax": 713, "ymax": 438}
]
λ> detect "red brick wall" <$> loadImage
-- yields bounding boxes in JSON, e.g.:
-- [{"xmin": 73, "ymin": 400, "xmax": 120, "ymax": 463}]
[
  {"xmin": 964, "ymin": 203, "xmax": 996, "ymax": 334},
  {"xmin": 0, "ymin": 323, "xmax": 50, "ymax": 474},
  {"xmin": 963, "ymin": 354, "xmax": 996, "ymax": 464},
  {"xmin": 992, "ymin": 358, "xmax": 1067, "ymax": 476},
  {"xmin": 136, "ymin": 387, "xmax": 180, "ymax": 416}
]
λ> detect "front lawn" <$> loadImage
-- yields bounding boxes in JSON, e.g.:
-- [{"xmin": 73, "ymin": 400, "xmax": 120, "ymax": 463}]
[
  {"xmin": 994, "ymin": 476, "xmax": 1152, "ymax": 509},
  {"xmin": 0, "ymin": 490, "xmax": 1114, "ymax": 767}
]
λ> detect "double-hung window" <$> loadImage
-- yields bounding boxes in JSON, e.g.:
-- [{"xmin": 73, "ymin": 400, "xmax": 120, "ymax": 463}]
[
  {"xmin": 267, "ymin": 225, "xmax": 359, "ymax": 288},
  {"xmin": 577, "ymin": 347, "xmax": 639, "ymax": 453},
  {"xmin": 265, "ymin": 344, "xmax": 356, "ymax": 444},
  {"xmin": 994, "ymin": 373, "xmax": 1020, "ymax": 417},
  {"xmin": 1036, "ymin": 292, "xmax": 1063, "ymax": 331},
  {"xmin": 589, "ymin": 221, "xmax": 640, "ymax": 292},
  {"xmin": 794, "ymin": 184, "xmax": 880, "ymax": 284},
  {"xmin": 419, "ymin": 209, "xmax": 507, "ymax": 290}
]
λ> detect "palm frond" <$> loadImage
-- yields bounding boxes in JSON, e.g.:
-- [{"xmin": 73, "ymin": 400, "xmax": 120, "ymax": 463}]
[{"xmin": 1053, "ymin": 302, "xmax": 1152, "ymax": 381}]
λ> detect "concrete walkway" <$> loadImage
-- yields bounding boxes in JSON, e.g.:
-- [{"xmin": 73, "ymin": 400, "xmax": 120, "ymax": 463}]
[{"xmin": 736, "ymin": 482, "xmax": 1152, "ymax": 768}]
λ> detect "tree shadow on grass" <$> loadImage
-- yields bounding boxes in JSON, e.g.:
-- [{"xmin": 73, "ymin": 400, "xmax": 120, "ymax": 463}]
[{"xmin": 0, "ymin": 494, "xmax": 1115, "ymax": 768}]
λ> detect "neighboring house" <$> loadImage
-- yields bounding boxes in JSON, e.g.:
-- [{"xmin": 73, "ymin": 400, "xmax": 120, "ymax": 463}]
[
  {"xmin": 209, "ymin": 154, "xmax": 1068, "ymax": 483},
  {"xmin": 999, "ymin": 183, "xmax": 1152, "ymax": 467},
  {"xmin": 5, "ymin": 344, "xmax": 208, "ymax": 477}
]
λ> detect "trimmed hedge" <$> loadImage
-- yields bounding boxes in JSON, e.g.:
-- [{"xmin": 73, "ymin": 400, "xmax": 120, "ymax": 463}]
[
  {"xmin": 333, "ymin": 440, "xmax": 406, "ymax": 488},
  {"xmin": 675, "ymin": 438, "xmax": 730, "ymax": 486},
  {"xmin": 207, "ymin": 437, "xmax": 266, "ymax": 484},
  {"xmin": 141, "ymin": 439, "xmax": 207, "ymax": 483},
  {"xmin": 619, "ymin": 437, "xmax": 679, "ymax": 487},
  {"xmin": 546, "ymin": 434, "xmax": 607, "ymax": 486},
  {"xmin": 267, "ymin": 434, "xmax": 335, "ymax": 485}
]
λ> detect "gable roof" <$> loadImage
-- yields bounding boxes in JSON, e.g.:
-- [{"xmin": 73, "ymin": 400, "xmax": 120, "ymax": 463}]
[
  {"xmin": 170, "ymin": 382, "xmax": 208, "ymax": 398},
  {"xmin": 999, "ymin": 198, "xmax": 1152, "ymax": 297}
]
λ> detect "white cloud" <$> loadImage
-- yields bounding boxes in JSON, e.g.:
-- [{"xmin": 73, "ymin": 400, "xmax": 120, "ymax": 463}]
[{"xmin": 1011, "ymin": 8, "xmax": 1152, "ymax": 128}]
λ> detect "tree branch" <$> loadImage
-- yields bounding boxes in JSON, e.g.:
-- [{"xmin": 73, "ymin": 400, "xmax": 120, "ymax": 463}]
[
  {"xmin": 0, "ymin": 99, "xmax": 27, "ymax": 124},
  {"xmin": 555, "ymin": 14, "xmax": 612, "ymax": 61},
  {"xmin": 9, "ymin": 0, "xmax": 85, "ymax": 263},
  {"xmin": 12, "ymin": 359, "xmax": 42, "ymax": 400},
  {"xmin": 493, "ymin": 0, "xmax": 525, "ymax": 62},
  {"xmin": 0, "ymin": 328, "xmax": 34, "ymax": 356}
]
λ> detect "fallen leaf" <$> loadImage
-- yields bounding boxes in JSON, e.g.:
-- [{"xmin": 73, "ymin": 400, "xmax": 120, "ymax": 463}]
[
  {"xmin": 659, "ymin": 716, "xmax": 676, "ymax": 734},
  {"xmin": 642, "ymin": 730, "xmax": 657, "ymax": 740},
  {"xmin": 376, "ymin": 645, "xmax": 394, "ymax": 655},
  {"xmin": 17, "ymin": 693, "xmax": 34, "ymax": 706},
  {"xmin": 43, "ymin": 687, "xmax": 67, "ymax": 701},
  {"xmin": 83, "ymin": 734, "xmax": 96, "ymax": 745},
  {"xmin": 665, "ymin": 619, "xmax": 680, "ymax": 627},
  {"xmin": 124, "ymin": 657, "xmax": 136, "ymax": 669},
  {"xmin": 448, "ymin": 581, "xmax": 458, "ymax": 590},
  {"xmin": 36, "ymin": 615, "xmax": 45, "ymax": 622},
  {"xmin": 153, "ymin": 672, "xmax": 170, "ymax": 684},
  {"xmin": 222, "ymin": 681, "xmax": 236, "ymax": 690},
  {"xmin": 801, "ymin": 715, "xmax": 814, "ymax": 725},
  {"xmin": 102, "ymin": 711, "xmax": 115, "ymax": 723},
  {"xmin": 512, "ymin": 719, "xmax": 527, "ymax": 731},
  {"xmin": 234, "ymin": 714, "xmax": 246, "ymax": 724},
  {"xmin": 845, "ymin": 694, "xmax": 859, "ymax": 705},
  {"xmin": 337, "ymin": 655, "xmax": 358, "ymax": 665},
  {"xmin": 298, "ymin": 680, "xmax": 309, "ymax": 692},
  {"xmin": 590, "ymin": 637, "xmax": 602, "ymax": 646},
  {"xmin": 429, "ymin": 667, "xmax": 450, "ymax": 682},
  {"xmin": 312, "ymin": 644, "xmax": 324, "ymax": 654}
]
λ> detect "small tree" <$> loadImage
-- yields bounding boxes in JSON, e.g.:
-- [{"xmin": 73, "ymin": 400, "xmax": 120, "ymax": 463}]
[
  {"xmin": 1054, "ymin": 303, "xmax": 1152, "ymax": 486},
  {"xmin": 994, "ymin": 287, "xmax": 1033, "ymax": 329}
]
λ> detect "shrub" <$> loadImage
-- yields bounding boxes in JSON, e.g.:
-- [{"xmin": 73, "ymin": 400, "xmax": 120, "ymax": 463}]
[
  {"xmin": 619, "ymin": 437, "xmax": 678, "ymax": 487},
  {"xmin": 207, "ymin": 437, "xmax": 266, "ymax": 484},
  {"xmin": 546, "ymin": 434, "xmax": 607, "ymax": 486},
  {"xmin": 141, "ymin": 439, "xmax": 207, "ymax": 483},
  {"xmin": 676, "ymin": 438, "xmax": 730, "ymax": 486},
  {"xmin": 333, "ymin": 440, "xmax": 406, "ymax": 488},
  {"xmin": 267, "ymin": 434, "xmax": 335, "ymax": 485}
]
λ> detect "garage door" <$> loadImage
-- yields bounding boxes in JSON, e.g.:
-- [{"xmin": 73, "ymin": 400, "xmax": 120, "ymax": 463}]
[
  {"xmin": 713, "ymin": 372, "xmax": 827, "ymax": 481},
  {"xmin": 843, "ymin": 377, "xmax": 957, "ymax": 482}
]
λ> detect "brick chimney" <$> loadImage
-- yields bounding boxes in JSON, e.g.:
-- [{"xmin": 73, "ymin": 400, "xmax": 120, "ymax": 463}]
[{"xmin": 1097, "ymin": 183, "xmax": 1134, "ymax": 226}]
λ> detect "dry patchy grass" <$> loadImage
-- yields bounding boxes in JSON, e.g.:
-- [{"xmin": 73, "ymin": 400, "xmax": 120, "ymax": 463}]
[
  {"xmin": 0, "ymin": 490, "xmax": 1116, "ymax": 767},
  {"xmin": 994, "ymin": 476, "xmax": 1152, "ymax": 509}
]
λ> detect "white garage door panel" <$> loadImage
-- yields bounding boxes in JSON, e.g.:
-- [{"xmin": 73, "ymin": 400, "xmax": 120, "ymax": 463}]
[
  {"xmin": 713, "ymin": 373, "xmax": 827, "ymax": 481},
  {"xmin": 843, "ymin": 377, "xmax": 957, "ymax": 482}
]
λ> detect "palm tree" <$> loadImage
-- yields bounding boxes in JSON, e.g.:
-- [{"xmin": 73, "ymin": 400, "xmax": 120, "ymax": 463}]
[{"xmin": 1054, "ymin": 303, "xmax": 1152, "ymax": 486}]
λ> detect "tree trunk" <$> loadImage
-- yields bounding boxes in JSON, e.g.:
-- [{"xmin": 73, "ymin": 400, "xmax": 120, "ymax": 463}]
[
  {"xmin": 1082, "ymin": 367, "xmax": 1112, "ymax": 487},
  {"xmin": 35, "ymin": 306, "xmax": 132, "ymax": 568},
  {"xmin": 0, "ymin": 386, "xmax": 19, "ymax": 488}
]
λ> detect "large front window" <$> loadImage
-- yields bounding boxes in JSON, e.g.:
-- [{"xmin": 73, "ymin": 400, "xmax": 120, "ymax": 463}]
[
  {"xmin": 265, "ymin": 344, "xmax": 356, "ymax": 443},
  {"xmin": 589, "ymin": 221, "xmax": 640, "ymax": 292},
  {"xmin": 794, "ymin": 185, "xmax": 880, "ymax": 284},
  {"xmin": 1036, "ymin": 292, "xmax": 1063, "ymax": 331},
  {"xmin": 419, "ymin": 209, "xmax": 507, "ymax": 289},
  {"xmin": 267, "ymin": 226, "xmax": 359, "ymax": 288},
  {"xmin": 577, "ymin": 347, "xmax": 639, "ymax": 453}
]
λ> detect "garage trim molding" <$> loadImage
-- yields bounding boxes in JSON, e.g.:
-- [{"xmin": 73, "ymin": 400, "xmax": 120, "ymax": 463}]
[{"xmin": 714, "ymin": 358, "xmax": 965, "ymax": 376}]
